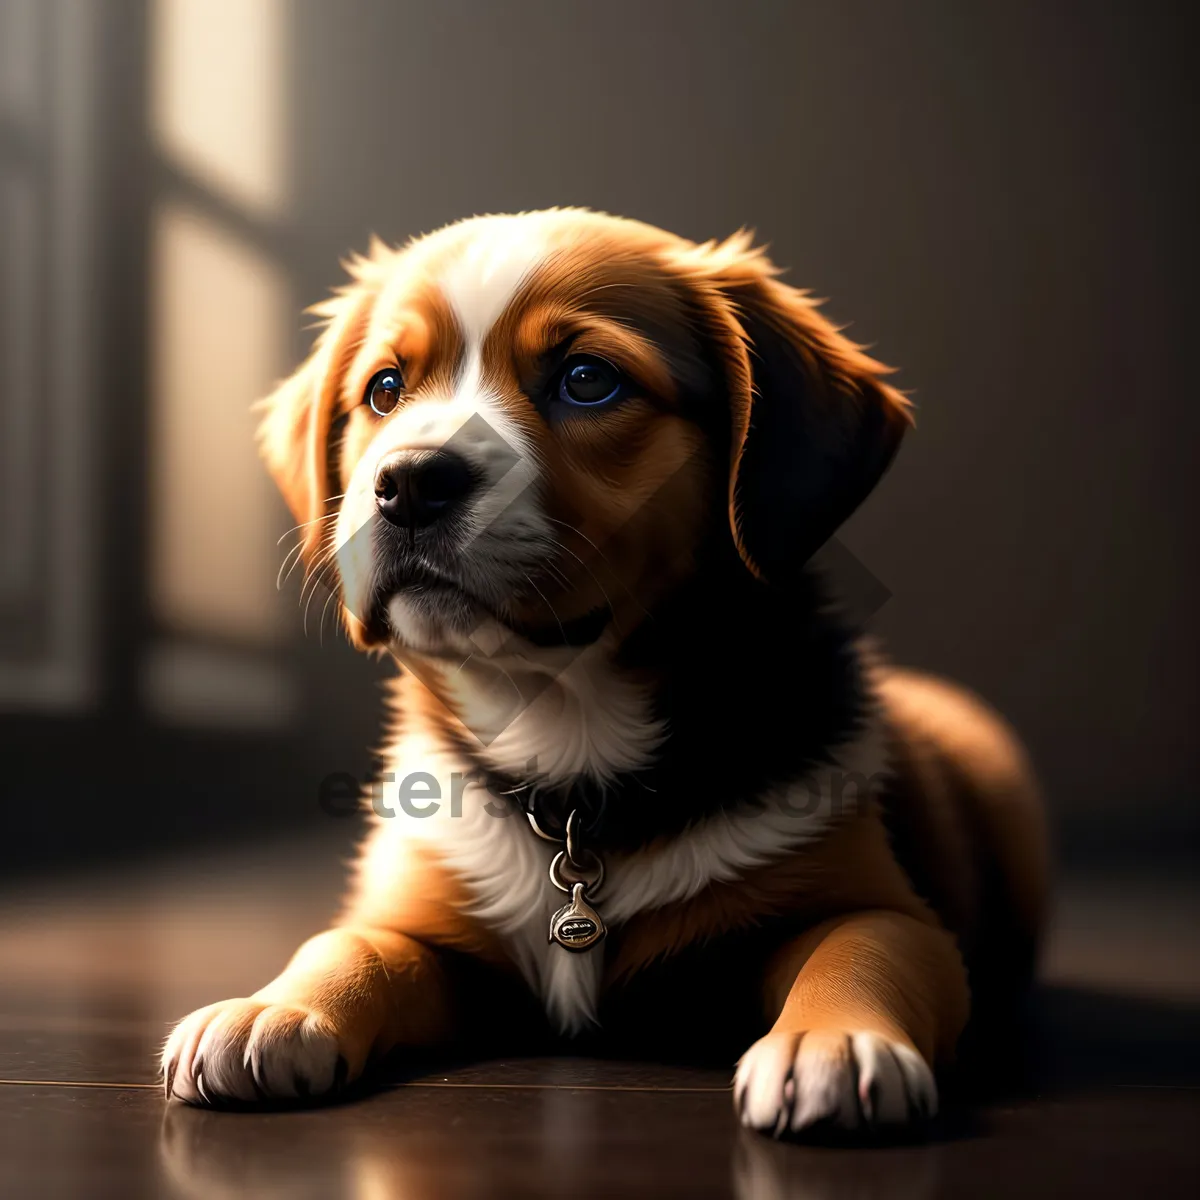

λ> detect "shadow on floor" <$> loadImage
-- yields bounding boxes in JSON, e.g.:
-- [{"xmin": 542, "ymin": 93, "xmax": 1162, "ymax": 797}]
[
  {"xmin": 952, "ymin": 982, "xmax": 1200, "ymax": 1104},
  {"xmin": 144, "ymin": 983, "xmax": 1200, "ymax": 1200}
]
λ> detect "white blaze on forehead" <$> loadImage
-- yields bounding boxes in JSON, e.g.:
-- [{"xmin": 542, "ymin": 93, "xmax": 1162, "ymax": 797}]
[
  {"xmin": 428, "ymin": 217, "xmax": 550, "ymax": 525},
  {"xmin": 437, "ymin": 215, "xmax": 551, "ymax": 357}
]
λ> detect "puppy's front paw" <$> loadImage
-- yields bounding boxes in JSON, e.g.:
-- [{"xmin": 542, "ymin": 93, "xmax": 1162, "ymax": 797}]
[
  {"xmin": 162, "ymin": 998, "xmax": 352, "ymax": 1106},
  {"xmin": 734, "ymin": 1029, "xmax": 937, "ymax": 1138}
]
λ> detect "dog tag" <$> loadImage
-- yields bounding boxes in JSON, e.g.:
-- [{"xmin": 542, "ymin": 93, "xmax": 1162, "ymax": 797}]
[{"xmin": 549, "ymin": 882, "xmax": 606, "ymax": 952}]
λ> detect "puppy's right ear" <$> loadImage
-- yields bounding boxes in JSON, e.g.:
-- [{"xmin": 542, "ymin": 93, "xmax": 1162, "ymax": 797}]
[
  {"xmin": 256, "ymin": 355, "xmax": 326, "ymax": 554},
  {"xmin": 255, "ymin": 246, "xmax": 388, "ymax": 558}
]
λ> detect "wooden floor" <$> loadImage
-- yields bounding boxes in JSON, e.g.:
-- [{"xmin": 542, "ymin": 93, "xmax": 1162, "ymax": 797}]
[{"xmin": 1, "ymin": 837, "xmax": 1198, "ymax": 1198}]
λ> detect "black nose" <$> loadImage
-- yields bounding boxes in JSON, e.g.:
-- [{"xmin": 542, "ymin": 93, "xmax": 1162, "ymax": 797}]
[{"xmin": 374, "ymin": 451, "xmax": 478, "ymax": 529}]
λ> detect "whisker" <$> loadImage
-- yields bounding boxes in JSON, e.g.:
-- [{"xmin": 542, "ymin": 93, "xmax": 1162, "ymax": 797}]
[
  {"xmin": 298, "ymin": 537, "xmax": 339, "ymax": 624},
  {"xmin": 543, "ymin": 518, "xmax": 651, "ymax": 623},
  {"xmin": 276, "ymin": 541, "xmax": 305, "ymax": 590},
  {"xmin": 276, "ymin": 511, "xmax": 340, "ymax": 590},
  {"xmin": 282, "ymin": 545, "xmax": 313, "ymax": 587},
  {"xmin": 303, "ymin": 563, "xmax": 336, "ymax": 636},
  {"xmin": 540, "ymin": 531, "xmax": 620, "ymax": 628},
  {"xmin": 318, "ymin": 583, "xmax": 342, "ymax": 646},
  {"xmin": 275, "ymin": 508, "xmax": 340, "ymax": 546},
  {"xmin": 544, "ymin": 516, "xmax": 612, "ymax": 567},
  {"xmin": 523, "ymin": 573, "xmax": 567, "ymax": 645},
  {"xmin": 487, "ymin": 660, "xmax": 524, "ymax": 707},
  {"xmin": 540, "ymin": 561, "xmax": 573, "ymax": 592}
]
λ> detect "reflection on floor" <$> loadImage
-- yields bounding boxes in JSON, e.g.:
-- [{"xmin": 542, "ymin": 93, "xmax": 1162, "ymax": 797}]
[{"xmin": 0, "ymin": 835, "xmax": 1197, "ymax": 1198}]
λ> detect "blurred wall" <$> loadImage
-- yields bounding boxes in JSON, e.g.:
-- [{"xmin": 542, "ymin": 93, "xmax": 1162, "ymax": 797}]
[{"xmin": 1, "ymin": 0, "xmax": 1196, "ymax": 871}]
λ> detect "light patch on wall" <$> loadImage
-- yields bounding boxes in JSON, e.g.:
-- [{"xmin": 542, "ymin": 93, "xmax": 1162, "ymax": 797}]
[
  {"xmin": 150, "ymin": 201, "xmax": 287, "ymax": 644},
  {"xmin": 0, "ymin": 170, "xmax": 38, "ymax": 598},
  {"xmin": 0, "ymin": 0, "xmax": 97, "ymax": 710},
  {"xmin": 151, "ymin": 0, "xmax": 287, "ymax": 216},
  {"xmin": 0, "ymin": 0, "xmax": 40, "ymax": 124}
]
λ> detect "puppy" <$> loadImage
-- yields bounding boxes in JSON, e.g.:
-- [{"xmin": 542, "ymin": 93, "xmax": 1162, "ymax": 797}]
[{"xmin": 162, "ymin": 209, "xmax": 1048, "ymax": 1136}]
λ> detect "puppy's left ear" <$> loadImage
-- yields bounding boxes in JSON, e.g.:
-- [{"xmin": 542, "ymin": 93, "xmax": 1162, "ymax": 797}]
[{"xmin": 668, "ymin": 233, "xmax": 913, "ymax": 584}]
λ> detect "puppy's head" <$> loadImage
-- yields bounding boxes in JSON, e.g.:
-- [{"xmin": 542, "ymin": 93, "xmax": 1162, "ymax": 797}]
[{"xmin": 258, "ymin": 210, "xmax": 911, "ymax": 658}]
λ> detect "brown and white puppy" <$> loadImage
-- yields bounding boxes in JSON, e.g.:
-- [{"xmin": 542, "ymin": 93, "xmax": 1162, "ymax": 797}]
[{"xmin": 162, "ymin": 209, "xmax": 1048, "ymax": 1137}]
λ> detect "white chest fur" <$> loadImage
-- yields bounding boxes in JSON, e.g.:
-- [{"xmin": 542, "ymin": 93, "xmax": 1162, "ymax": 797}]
[{"xmin": 363, "ymin": 685, "xmax": 891, "ymax": 1036}]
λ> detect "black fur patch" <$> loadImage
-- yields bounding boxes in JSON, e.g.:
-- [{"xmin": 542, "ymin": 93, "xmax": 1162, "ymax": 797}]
[{"xmin": 454, "ymin": 542, "xmax": 871, "ymax": 854}]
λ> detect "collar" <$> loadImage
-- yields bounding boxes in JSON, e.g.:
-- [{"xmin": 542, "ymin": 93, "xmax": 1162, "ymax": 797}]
[{"xmin": 470, "ymin": 760, "xmax": 612, "ymax": 843}]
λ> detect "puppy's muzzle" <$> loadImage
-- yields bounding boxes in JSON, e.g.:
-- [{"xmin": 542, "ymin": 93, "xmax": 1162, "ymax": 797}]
[{"xmin": 373, "ymin": 450, "xmax": 478, "ymax": 530}]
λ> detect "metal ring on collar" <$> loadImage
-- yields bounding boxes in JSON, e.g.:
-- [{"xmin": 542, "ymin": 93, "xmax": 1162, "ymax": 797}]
[
  {"xmin": 549, "ymin": 848, "xmax": 605, "ymax": 895},
  {"xmin": 566, "ymin": 809, "xmax": 586, "ymax": 869}
]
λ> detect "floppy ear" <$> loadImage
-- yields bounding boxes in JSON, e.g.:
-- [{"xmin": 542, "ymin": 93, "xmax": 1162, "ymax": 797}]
[
  {"xmin": 255, "ymin": 246, "xmax": 387, "ymax": 559},
  {"xmin": 669, "ymin": 233, "xmax": 913, "ymax": 584},
  {"xmin": 256, "ymin": 355, "xmax": 327, "ymax": 552}
]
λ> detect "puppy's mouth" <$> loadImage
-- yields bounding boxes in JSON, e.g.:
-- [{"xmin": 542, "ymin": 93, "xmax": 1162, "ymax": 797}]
[
  {"xmin": 371, "ymin": 561, "xmax": 484, "ymax": 626},
  {"xmin": 366, "ymin": 559, "xmax": 612, "ymax": 654},
  {"xmin": 381, "ymin": 562, "xmax": 475, "ymax": 601}
]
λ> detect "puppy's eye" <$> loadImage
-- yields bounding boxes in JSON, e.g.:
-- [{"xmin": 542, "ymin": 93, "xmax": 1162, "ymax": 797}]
[
  {"xmin": 556, "ymin": 356, "xmax": 623, "ymax": 408},
  {"xmin": 365, "ymin": 368, "xmax": 403, "ymax": 416}
]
